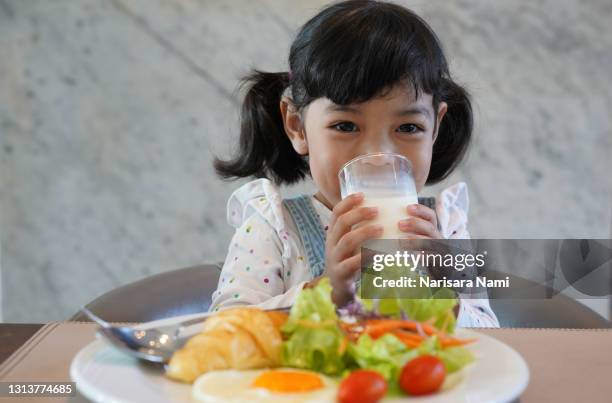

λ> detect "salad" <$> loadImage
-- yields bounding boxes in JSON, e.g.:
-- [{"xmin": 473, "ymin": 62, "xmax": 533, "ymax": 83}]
[
  {"xmin": 281, "ymin": 278, "xmax": 475, "ymax": 401},
  {"xmin": 167, "ymin": 277, "xmax": 476, "ymax": 402}
]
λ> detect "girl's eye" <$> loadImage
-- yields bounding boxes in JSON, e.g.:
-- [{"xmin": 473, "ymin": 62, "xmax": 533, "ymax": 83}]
[
  {"xmin": 397, "ymin": 124, "xmax": 420, "ymax": 134},
  {"xmin": 331, "ymin": 122, "xmax": 358, "ymax": 132}
]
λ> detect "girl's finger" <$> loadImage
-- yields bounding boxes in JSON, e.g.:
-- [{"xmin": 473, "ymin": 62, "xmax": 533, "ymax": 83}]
[
  {"xmin": 407, "ymin": 204, "xmax": 438, "ymax": 229},
  {"xmin": 335, "ymin": 253, "xmax": 363, "ymax": 282},
  {"xmin": 398, "ymin": 216, "xmax": 439, "ymax": 238},
  {"xmin": 328, "ymin": 192, "xmax": 364, "ymax": 229},
  {"xmin": 336, "ymin": 223, "xmax": 384, "ymax": 260},
  {"xmin": 399, "ymin": 233, "xmax": 430, "ymax": 240},
  {"xmin": 327, "ymin": 206, "xmax": 379, "ymax": 247}
]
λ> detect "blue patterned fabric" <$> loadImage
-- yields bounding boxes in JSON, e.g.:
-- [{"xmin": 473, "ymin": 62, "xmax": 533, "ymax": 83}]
[{"xmin": 282, "ymin": 195, "xmax": 327, "ymax": 278}]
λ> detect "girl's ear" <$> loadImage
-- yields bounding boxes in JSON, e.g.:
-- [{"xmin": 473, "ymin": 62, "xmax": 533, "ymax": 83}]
[
  {"xmin": 280, "ymin": 97, "xmax": 309, "ymax": 155},
  {"xmin": 432, "ymin": 101, "xmax": 448, "ymax": 144}
]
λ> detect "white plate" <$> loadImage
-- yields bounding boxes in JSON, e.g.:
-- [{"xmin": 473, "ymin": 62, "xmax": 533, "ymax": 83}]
[{"xmin": 71, "ymin": 314, "xmax": 529, "ymax": 403}]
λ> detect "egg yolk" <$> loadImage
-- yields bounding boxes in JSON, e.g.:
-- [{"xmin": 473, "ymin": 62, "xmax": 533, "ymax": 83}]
[{"xmin": 252, "ymin": 370, "xmax": 324, "ymax": 393}]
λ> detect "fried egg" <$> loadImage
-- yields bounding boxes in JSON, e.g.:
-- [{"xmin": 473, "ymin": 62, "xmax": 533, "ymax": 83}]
[{"xmin": 192, "ymin": 368, "xmax": 338, "ymax": 403}]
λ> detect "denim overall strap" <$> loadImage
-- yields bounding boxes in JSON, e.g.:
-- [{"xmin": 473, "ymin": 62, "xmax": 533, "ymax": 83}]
[
  {"xmin": 417, "ymin": 197, "xmax": 440, "ymax": 232},
  {"xmin": 282, "ymin": 195, "xmax": 327, "ymax": 279},
  {"xmin": 418, "ymin": 196, "xmax": 436, "ymax": 211}
]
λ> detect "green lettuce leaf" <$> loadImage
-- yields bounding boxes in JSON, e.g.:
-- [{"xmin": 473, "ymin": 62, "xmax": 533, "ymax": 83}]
[
  {"xmin": 359, "ymin": 264, "xmax": 459, "ymax": 333},
  {"xmin": 347, "ymin": 333, "xmax": 418, "ymax": 381},
  {"xmin": 434, "ymin": 346, "xmax": 475, "ymax": 373},
  {"xmin": 397, "ymin": 289, "xmax": 458, "ymax": 333},
  {"xmin": 281, "ymin": 278, "xmax": 346, "ymax": 374},
  {"xmin": 282, "ymin": 277, "xmax": 337, "ymax": 327},
  {"xmin": 407, "ymin": 335, "xmax": 474, "ymax": 373}
]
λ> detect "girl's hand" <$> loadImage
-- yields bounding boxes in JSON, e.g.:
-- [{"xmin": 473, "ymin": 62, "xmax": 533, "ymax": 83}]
[
  {"xmin": 398, "ymin": 204, "xmax": 442, "ymax": 239},
  {"xmin": 397, "ymin": 204, "xmax": 447, "ymax": 286},
  {"xmin": 310, "ymin": 192, "xmax": 383, "ymax": 306}
]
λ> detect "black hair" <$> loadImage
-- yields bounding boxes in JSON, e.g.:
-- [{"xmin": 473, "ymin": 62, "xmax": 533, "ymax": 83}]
[{"xmin": 214, "ymin": 0, "xmax": 473, "ymax": 186}]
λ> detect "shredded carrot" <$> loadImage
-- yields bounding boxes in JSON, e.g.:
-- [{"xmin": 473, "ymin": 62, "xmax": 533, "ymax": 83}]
[
  {"xmin": 391, "ymin": 330, "xmax": 423, "ymax": 348},
  {"xmin": 364, "ymin": 319, "xmax": 476, "ymax": 348},
  {"xmin": 338, "ymin": 336, "xmax": 349, "ymax": 354},
  {"xmin": 439, "ymin": 337, "xmax": 477, "ymax": 348},
  {"xmin": 364, "ymin": 319, "xmax": 439, "ymax": 337},
  {"xmin": 391, "ymin": 330, "xmax": 424, "ymax": 343},
  {"xmin": 339, "ymin": 322, "xmax": 360, "ymax": 332},
  {"xmin": 339, "ymin": 322, "xmax": 365, "ymax": 342},
  {"xmin": 438, "ymin": 312, "xmax": 452, "ymax": 334},
  {"xmin": 395, "ymin": 337, "xmax": 421, "ymax": 348}
]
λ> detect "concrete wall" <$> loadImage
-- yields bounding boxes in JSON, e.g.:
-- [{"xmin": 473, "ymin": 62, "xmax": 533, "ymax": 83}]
[{"xmin": 1, "ymin": 0, "xmax": 611, "ymax": 322}]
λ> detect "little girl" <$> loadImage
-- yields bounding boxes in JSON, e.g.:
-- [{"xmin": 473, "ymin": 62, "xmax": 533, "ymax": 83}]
[{"xmin": 210, "ymin": 0, "xmax": 499, "ymax": 327}]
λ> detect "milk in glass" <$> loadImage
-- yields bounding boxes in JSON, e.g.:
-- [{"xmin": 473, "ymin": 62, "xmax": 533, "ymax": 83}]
[
  {"xmin": 359, "ymin": 192, "xmax": 418, "ymax": 239},
  {"xmin": 339, "ymin": 153, "xmax": 418, "ymax": 240}
]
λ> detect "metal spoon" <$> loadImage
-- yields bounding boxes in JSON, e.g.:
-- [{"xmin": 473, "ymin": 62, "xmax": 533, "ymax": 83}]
[
  {"xmin": 81, "ymin": 308, "xmax": 221, "ymax": 363},
  {"xmin": 80, "ymin": 307, "xmax": 289, "ymax": 364}
]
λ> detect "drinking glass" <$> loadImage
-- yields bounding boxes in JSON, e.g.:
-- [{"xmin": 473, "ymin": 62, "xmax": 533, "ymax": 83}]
[{"xmin": 338, "ymin": 152, "xmax": 417, "ymax": 239}]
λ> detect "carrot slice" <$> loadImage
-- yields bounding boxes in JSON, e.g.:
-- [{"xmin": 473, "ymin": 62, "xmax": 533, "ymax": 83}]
[
  {"xmin": 439, "ymin": 337, "xmax": 477, "ymax": 348},
  {"xmin": 338, "ymin": 336, "xmax": 350, "ymax": 354},
  {"xmin": 392, "ymin": 331, "xmax": 424, "ymax": 343},
  {"xmin": 364, "ymin": 319, "xmax": 439, "ymax": 338},
  {"xmin": 391, "ymin": 330, "xmax": 423, "ymax": 348}
]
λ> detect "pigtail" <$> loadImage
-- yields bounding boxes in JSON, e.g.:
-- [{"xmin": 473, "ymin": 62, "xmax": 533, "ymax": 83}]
[
  {"xmin": 213, "ymin": 70, "xmax": 310, "ymax": 185},
  {"xmin": 427, "ymin": 78, "xmax": 474, "ymax": 184}
]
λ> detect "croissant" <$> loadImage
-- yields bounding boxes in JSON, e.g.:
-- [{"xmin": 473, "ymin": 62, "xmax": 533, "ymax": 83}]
[{"xmin": 165, "ymin": 308, "xmax": 288, "ymax": 383}]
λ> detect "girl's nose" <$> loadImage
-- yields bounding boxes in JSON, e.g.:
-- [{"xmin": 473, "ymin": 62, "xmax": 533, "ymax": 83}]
[
  {"xmin": 363, "ymin": 152, "xmax": 397, "ymax": 166},
  {"xmin": 361, "ymin": 136, "xmax": 397, "ymax": 156}
]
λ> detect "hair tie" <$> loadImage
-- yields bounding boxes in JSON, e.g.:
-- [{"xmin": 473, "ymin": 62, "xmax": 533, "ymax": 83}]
[{"xmin": 287, "ymin": 70, "xmax": 293, "ymax": 81}]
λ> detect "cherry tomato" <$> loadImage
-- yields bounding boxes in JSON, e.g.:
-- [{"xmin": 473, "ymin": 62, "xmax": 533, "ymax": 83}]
[
  {"xmin": 337, "ymin": 370, "xmax": 388, "ymax": 403},
  {"xmin": 399, "ymin": 355, "xmax": 446, "ymax": 396}
]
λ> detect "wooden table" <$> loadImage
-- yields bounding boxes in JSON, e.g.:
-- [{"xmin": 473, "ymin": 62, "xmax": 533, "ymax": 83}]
[
  {"xmin": 0, "ymin": 324, "xmax": 44, "ymax": 364},
  {"xmin": 1, "ymin": 322, "xmax": 611, "ymax": 402}
]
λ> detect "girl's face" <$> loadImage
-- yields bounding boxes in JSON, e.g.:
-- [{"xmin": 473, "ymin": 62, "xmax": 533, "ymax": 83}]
[{"xmin": 282, "ymin": 84, "xmax": 447, "ymax": 210}]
